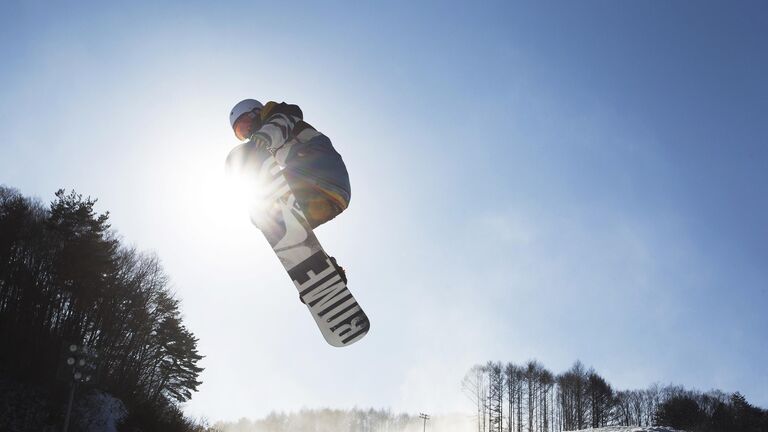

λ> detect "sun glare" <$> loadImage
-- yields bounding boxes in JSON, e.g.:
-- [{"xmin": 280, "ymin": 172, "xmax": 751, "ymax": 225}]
[{"xmin": 163, "ymin": 144, "xmax": 260, "ymax": 240}]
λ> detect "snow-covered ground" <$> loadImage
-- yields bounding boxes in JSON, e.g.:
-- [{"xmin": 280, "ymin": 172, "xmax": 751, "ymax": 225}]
[{"xmin": 573, "ymin": 427, "xmax": 681, "ymax": 432}]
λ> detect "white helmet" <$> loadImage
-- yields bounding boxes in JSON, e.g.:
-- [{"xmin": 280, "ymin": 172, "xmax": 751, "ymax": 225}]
[{"xmin": 229, "ymin": 99, "xmax": 264, "ymax": 129}]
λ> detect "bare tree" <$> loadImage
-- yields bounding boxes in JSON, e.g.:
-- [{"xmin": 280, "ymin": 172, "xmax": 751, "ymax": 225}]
[
  {"xmin": 505, "ymin": 363, "xmax": 525, "ymax": 432},
  {"xmin": 463, "ymin": 364, "xmax": 489, "ymax": 432},
  {"xmin": 539, "ymin": 369, "xmax": 554, "ymax": 432},
  {"xmin": 486, "ymin": 362, "xmax": 505, "ymax": 432}
]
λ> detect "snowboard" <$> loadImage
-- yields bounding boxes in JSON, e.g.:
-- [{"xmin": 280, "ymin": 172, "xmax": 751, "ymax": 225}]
[{"xmin": 236, "ymin": 143, "xmax": 370, "ymax": 347}]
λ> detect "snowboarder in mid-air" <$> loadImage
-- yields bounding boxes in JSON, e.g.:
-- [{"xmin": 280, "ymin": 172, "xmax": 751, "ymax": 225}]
[
  {"xmin": 226, "ymin": 99, "xmax": 351, "ymax": 280},
  {"xmin": 227, "ymin": 99, "xmax": 351, "ymax": 229},
  {"xmin": 226, "ymin": 99, "xmax": 369, "ymax": 347}
]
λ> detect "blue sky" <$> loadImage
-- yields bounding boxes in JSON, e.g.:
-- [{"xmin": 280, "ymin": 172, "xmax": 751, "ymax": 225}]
[{"xmin": 2, "ymin": 0, "xmax": 767, "ymax": 423}]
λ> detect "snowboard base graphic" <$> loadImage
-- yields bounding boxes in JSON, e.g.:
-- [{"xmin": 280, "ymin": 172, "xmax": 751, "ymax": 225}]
[{"xmin": 244, "ymin": 146, "xmax": 369, "ymax": 347}]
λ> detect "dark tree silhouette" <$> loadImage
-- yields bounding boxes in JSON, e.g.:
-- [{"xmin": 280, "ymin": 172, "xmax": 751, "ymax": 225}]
[
  {"xmin": 0, "ymin": 186, "xmax": 204, "ymax": 430},
  {"xmin": 586, "ymin": 371, "xmax": 613, "ymax": 428},
  {"xmin": 655, "ymin": 394, "xmax": 704, "ymax": 430}
]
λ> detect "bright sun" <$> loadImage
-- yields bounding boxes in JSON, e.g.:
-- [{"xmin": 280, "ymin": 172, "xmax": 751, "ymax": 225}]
[{"xmin": 167, "ymin": 143, "xmax": 259, "ymax": 239}]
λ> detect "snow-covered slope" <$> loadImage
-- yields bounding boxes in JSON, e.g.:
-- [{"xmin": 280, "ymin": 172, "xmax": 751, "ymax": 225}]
[{"xmin": 573, "ymin": 427, "xmax": 681, "ymax": 432}]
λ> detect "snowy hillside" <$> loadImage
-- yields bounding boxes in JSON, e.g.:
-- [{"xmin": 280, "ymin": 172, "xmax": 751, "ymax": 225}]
[{"xmin": 573, "ymin": 427, "xmax": 682, "ymax": 432}]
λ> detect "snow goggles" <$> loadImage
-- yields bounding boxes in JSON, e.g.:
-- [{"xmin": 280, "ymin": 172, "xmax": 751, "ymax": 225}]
[{"xmin": 233, "ymin": 110, "xmax": 259, "ymax": 141}]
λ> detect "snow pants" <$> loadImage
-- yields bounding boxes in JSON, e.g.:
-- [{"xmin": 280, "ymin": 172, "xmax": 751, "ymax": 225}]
[{"xmin": 277, "ymin": 134, "xmax": 351, "ymax": 228}]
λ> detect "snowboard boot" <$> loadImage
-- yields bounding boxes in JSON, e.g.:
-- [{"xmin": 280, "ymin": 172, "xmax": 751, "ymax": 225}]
[{"xmin": 328, "ymin": 256, "xmax": 348, "ymax": 285}]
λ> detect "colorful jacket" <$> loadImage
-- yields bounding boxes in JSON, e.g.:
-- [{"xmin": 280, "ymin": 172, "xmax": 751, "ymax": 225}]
[{"xmin": 251, "ymin": 101, "xmax": 320, "ymax": 151}]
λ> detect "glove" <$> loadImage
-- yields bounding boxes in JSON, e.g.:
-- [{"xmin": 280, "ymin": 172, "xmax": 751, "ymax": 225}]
[{"xmin": 248, "ymin": 132, "xmax": 270, "ymax": 150}]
